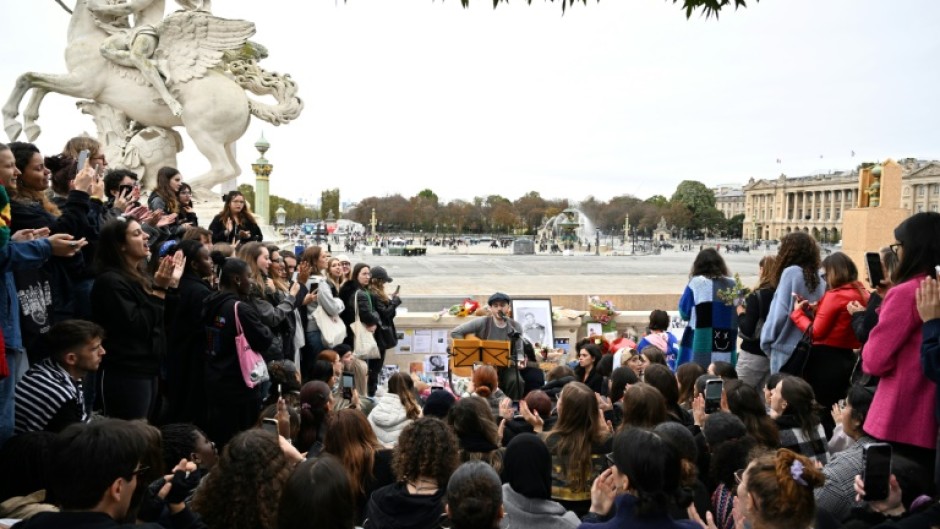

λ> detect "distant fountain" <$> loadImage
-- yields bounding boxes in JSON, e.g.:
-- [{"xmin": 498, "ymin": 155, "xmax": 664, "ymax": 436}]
[{"xmin": 539, "ymin": 207, "xmax": 597, "ymax": 251}]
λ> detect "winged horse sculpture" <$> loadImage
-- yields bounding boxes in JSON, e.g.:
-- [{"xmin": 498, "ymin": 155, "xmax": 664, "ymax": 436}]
[{"xmin": 2, "ymin": 0, "xmax": 303, "ymax": 188}]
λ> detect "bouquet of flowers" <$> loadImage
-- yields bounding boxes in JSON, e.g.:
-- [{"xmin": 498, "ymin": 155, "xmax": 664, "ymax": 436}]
[
  {"xmin": 717, "ymin": 273, "xmax": 751, "ymax": 307},
  {"xmin": 448, "ymin": 298, "xmax": 481, "ymax": 317},
  {"xmin": 588, "ymin": 296, "xmax": 617, "ymax": 332}
]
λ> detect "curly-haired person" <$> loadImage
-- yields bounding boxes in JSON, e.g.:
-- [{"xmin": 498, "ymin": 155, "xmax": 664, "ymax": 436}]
[
  {"xmin": 192, "ymin": 429, "xmax": 297, "ymax": 529},
  {"xmin": 364, "ymin": 417, "xmax": 459, "ymax": 529},
  {"xmin": 760, "ymin": 231, "xmax": 826, "ymax": 374}
]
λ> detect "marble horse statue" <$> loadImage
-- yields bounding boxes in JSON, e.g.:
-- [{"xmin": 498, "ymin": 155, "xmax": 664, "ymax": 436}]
[{"xmin": 2, "ymin": 0, "xmax": 303, "ymax": 188}]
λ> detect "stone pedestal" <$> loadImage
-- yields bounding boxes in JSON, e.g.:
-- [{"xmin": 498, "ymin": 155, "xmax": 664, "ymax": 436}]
[{"xmin": 842, "ymin": 160, "xmax": 910, "ymax": 267}]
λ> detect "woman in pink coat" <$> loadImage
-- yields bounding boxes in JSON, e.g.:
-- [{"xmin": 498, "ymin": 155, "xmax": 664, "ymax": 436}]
[{"xmin": 862, "ymin": 212, "xmax": 940, "ymax": 472}]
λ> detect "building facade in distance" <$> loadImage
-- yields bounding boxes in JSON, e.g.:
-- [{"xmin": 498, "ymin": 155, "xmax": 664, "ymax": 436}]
[
  {"xmin": 713, "ymin": 184, "xmax": 745, "ymax": 219},
  {"xmin": 901, "ymin": 160, "xmax": 940, "ymax": 214},
  {"xmin": 742, "ymin": 171, "xmax": 859, "ymax": 242}
]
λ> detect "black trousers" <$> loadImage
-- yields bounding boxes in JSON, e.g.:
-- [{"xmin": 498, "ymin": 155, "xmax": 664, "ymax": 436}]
[
  {"xmin": 803, "ymin": 345, "xmax": 855, "ymax": 438},
  {"xmin": 367, "ymin": 347, "xmax": 387, "ymax": 397},
  {"xmin": 97, "ymin": 368, "xmax": 158, "ymax": 422}
]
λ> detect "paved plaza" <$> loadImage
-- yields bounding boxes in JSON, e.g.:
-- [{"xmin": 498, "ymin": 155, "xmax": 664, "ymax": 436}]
[{"xmin": 356, "ymin": 246, "xmax": 769, "ymax": 297}]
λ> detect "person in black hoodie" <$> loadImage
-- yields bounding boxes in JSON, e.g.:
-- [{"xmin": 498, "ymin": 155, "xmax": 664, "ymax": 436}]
[
  {"xmin": 736, "ymin": 255, "xmax": 776, "ymax": 392},
  {"xmin": 339, "ymin": 263, "xmax": 380, "ymax": 356},
  {"xmin": 364, "ymin": 418, "xmax": 458, "ymax": 529},
  {"xmin": 367, "ymin": 266, "xmax": 401, "ymax": 397},
  {"xmin": 91, "ymin": 218, "xmax": 183, "ymax": 422},
  {"xmin": 164, "ymin": 240, "xmax": 214, "ymax": 426},
  {"xmin": 202, "ymin": 257, "xmax": 273, "ymax": 448}
]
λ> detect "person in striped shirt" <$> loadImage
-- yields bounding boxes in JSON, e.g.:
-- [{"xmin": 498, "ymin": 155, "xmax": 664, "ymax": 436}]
[{"xmin": 14, "ymin": 320, "xmax": 105, "ymax": 434}]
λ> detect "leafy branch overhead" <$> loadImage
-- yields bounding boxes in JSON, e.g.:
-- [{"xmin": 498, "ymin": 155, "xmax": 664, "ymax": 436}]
[{"xmin": 459, "ymin": 0, "xmax": 756, "ymax": 18}]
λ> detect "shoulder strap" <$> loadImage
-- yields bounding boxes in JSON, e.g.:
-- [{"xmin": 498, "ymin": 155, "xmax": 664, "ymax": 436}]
[
  {"xmin": 354, "ymin": 290, "xmax": 361, "ymax": 321},
  {"xmin": 483, "ymin": 312, "xmax": 492, "ymax": 338},
  {"xmin": 233, "ymin": 301, "xmax": 243, "ymax": 334}
]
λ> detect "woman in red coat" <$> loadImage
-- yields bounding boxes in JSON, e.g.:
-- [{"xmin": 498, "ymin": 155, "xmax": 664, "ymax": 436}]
[{"xmin": 791, "ymin": 251, "xmax": 868, "ymax": 436}]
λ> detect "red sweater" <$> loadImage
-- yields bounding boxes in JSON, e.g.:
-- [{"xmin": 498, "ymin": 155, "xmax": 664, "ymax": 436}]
[{"xmin": 790, "ymin": 282, "xmax": 869, "ymax": 349}]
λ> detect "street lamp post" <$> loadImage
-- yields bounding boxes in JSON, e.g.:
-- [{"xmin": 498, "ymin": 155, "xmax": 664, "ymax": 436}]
[{"xmin": 595, "ymin": 228, "xmax": 600, "ymax": 256}]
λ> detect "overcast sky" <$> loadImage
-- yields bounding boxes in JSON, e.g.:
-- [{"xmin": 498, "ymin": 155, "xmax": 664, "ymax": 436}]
[{"xmin": 1, "ymin": 0, "xmax": 938, "ymax": 205}]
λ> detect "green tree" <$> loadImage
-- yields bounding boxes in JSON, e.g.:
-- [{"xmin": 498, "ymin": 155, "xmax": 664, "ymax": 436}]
[
  {"xmin": 416, "ymin": 188, "xmax": 439, "ymax": 205},
  {"xmin": 670, "ymin": 180, "xmax": 716, "ymax": 214},
  {"xmin": 645, "ymin": 195, "xmax": 669, "ymax": 208},
  {"xmin": 238, "ymin": 184, "xmax": 318, "ymax": 225},
  {"xmin": 321, "ymin": 189, "xmax": 340, "ymax": 220},
  {"xmin": 238, "ymin": 184, "xmax": 255, "ymax": 212},
  {"xmin": 726, "ymin": 213, "xmax": 745, "ymax": 239}
]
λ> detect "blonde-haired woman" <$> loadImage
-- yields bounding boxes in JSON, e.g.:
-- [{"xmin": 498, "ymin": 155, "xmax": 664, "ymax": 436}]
[
  {"xmin": 300, "ymin": 247, "xmax": 346, "ymax": 379},
  {"xmin": 736, "ymin": 255, "xmax": 776, "ymax": 391}
]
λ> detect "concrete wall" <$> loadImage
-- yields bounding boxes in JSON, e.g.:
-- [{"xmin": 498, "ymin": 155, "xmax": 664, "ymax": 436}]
[{"xmin": 389, "ymin": 311, "xmax": 655, "ymax": 370}]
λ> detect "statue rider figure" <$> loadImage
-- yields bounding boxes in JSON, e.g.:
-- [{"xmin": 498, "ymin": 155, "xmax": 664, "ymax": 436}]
[{"xmin": 87, "ymin": 0, "xmax": 183, "ymax": 117}]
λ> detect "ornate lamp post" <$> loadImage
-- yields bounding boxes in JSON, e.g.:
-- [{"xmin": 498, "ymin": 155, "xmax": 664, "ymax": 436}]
[
  {"xmin": 251, "ymin": 132, "xmax": 273, "ymax": 225},
  {"xmin": 275, "ymin": 205, "xmax": 286, "ymax": 228}
]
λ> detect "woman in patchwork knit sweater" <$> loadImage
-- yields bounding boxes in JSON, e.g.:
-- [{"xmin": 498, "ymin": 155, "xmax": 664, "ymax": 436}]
[{"xmin": 678, "ymin": 248, "xmax": 738, "ymax": 369}]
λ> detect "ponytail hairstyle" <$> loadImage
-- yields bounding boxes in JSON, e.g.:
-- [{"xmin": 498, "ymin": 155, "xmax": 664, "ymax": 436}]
[
  {"xmin": 47, "ymin": 154, "xmax": 77, "ymax": 196},
  {"xmin": 297, "ymin": 380, "xmax": 332, "ymax": 453},
  {"xmin": 610, "ymin": 428, "xmax": 678, "ymax": 518},
  {"xmin": 471, "ymin": 365, "xmax": 498, "ymax": 399},
  {"xmin": 778, "ymin": 376, "xmax": 823, "ymax": 441},
  {"xmin": 387, "ymin": 372, "xmax": 420, "ymax": 420},
  {"xmin": 744, "ymin": 448, "xmax": 824, "ymax": 529}
]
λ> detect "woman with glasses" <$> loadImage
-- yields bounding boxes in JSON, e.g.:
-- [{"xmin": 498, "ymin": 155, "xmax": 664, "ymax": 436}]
[
  {"xmin": 177, "ymin": 182, "xmax": 199, "ymax": 226},
  {"xmin": 863, "ymin": 212, "xmax": 940, "ymax": 474},
  {"xmin": 813, "ymin": 384, "xmax": 876, "ymax": 522},
  {"xmin": 208, "ymin": 190, "xmax": 262, "ymax": 245}
]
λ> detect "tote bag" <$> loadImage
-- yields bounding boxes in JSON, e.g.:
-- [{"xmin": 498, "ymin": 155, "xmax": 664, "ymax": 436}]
[
  {"xmin": 234, "ymin": 302, "xmax": 270, "ymax": 388},
  {"xmin": 314, "ymin": 305, "xmax": 347, "ymax": 347},
  {"xmin": 352, "ymin": 291, "xmax": 380, "ymax": 360}
]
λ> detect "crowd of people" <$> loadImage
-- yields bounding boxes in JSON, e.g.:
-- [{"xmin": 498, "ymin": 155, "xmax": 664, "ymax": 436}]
[{"xmin": 2, "ymin": 135, "xmax": 940, "ymax": 529}]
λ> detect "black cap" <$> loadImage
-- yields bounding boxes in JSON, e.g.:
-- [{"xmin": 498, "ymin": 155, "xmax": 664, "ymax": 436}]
[
  {"xmin": 371, "ymin": 266, "xmax": 393, "ymax": 282},
  {"xmin": 488, "ymin": 292, "xmax": 511, "ymax": 305}
]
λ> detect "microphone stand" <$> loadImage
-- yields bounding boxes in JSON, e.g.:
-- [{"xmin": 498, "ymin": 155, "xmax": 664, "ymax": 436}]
[{"xmin": 500, "ymin": 312, "xmax": 524, "ymax": 401}]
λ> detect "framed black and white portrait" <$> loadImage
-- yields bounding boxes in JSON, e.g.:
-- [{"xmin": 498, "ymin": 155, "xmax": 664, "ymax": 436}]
[{"xmin": 511, "ymin": 298, "xmax": 554, "ymax": 349}]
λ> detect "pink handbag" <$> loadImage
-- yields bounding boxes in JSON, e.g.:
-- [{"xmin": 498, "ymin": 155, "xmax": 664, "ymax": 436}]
[{"xmin": 234, "ymin": 302, "xmax": 269, "ymax": 388}]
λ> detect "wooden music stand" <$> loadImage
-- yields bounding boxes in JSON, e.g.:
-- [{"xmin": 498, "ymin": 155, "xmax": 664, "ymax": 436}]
[
  {"xmin": 480, "ymin": 340, "xmax": 512, "ymax": 367},
  {"xmin": 449, "ymin": 338, "xmax": 512, "ymax": 378}
]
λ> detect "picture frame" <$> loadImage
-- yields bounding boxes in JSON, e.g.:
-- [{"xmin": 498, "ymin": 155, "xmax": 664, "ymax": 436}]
[{"xmin": 511, "ymin": 298, "xmax": 554, "ymax": 349}]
